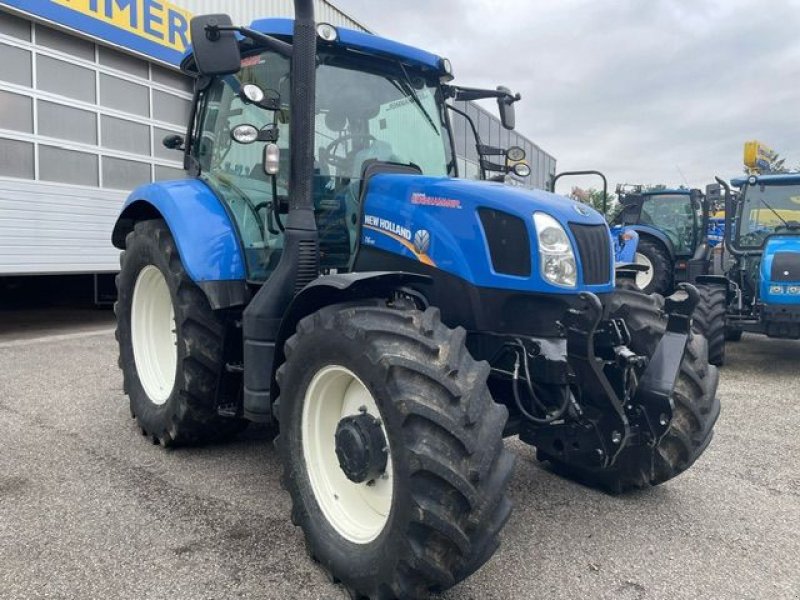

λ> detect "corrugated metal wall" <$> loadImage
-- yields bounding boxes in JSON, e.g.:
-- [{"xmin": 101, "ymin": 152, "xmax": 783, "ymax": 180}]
[{"xmin": 174, "ymin": 0, "xmax": 369, "ymax": 31}]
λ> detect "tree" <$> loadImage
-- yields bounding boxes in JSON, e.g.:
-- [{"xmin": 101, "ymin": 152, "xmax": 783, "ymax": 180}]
[{"xmin": 569, "ymin": 186, "xmax": 617, "ymax": 216}]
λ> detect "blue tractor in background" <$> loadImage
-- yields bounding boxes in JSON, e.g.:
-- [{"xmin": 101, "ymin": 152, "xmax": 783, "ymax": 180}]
[
  {"xmin": 691, "ymin": 174, "xmax": 800, "ymax": 365},
  {"xmin": 110, "ymin": 5, "xmax": 719, "ymax": 597},
  {"xmin": 609, "ymin": 186, "xmax": 716, "ymax": 295}
]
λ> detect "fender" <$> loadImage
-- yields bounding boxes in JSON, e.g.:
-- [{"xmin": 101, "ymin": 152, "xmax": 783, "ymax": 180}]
[
  {"xmin": 629, "ymin": 225, "xmax": 676, "ymax": 260},
  {"xmin": 268, "ymin": 272, "xmax": 431, "ymax": 402},
  {"xmin": 111, "ymin": 179, "xmax": 249, "ymax": 309}
]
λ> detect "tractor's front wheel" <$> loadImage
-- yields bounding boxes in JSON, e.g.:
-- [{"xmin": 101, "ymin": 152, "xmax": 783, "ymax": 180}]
[
  {"xmin": 540, "ymin": 289, "xmax": 720, "ymax": 493},
  {"xmin": 693, "ymin": 283, "xmax": 727, "ymax": 366},
  {"xmin": 275, "ymin": 303, "xmax": 514, "ymax": 599},
  {"xmin": 634, "ymin": 238, "xmax": 673, "ymax": 295},
  {"xmin": 115, "ymin": 219, "xmax": 245, "ymax": 446}
]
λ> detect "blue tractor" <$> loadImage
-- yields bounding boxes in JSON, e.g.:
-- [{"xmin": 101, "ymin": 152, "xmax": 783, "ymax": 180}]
[
  {"xmin": 111, "ymin": 5, "xmax": 719, "ymax": 598},
  {"xmin": 609, "ymin": 186, "xmax": 716, "ymax": 295},
  {"xmin": 691, "ymin": 174, "xmax": 800, "ymax": 365}
]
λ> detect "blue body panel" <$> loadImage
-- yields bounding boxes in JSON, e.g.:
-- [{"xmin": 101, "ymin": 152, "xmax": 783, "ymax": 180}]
[
  {"xmin": 610, "ymin": 226, "xmax": 639, "ymax": 264},
  {"xmin": 361, "ymin": 175, "xmax": 615, "ymax": 294},
  {"xmin": 121, "ymin": 180, "xmax": 246, "ymax": 282},
  {"xmin": 249, "ymin": 19, "xmax": 444, "ymax": 72},
  {"xmin": 760, "ymin": 237, "xmax": 800, "ymax": 305}
]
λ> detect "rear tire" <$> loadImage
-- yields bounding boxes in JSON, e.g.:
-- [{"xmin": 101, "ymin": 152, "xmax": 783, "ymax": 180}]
[
  {"xmin": 275, "ymin": 303, "xmax": 514, "ymax": 599},
  {"xmin": 115, "ymin": 219, "xmax": 246, "ymax": 446},
  {"xmin": 541, "ymin": 289, "xmax": 720, "ymax": 493},
  {"xmin": 693, "ymin": 284, "xmax": 727, "ymax": 366},
  {"xmin": 634, "ymin": 238, "xmax": 673, "ymax": 295}
]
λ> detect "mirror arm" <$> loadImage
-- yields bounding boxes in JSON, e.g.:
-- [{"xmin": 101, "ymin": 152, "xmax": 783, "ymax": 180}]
[
  {"xmin": 446, "ymin": 102, "xmax": 486, "ymax": 180},
  {"xmin": 447, "ymin": 85, "xmax": 521, "ymax": 104},
  {"xmin": 206, "ymin": 25, "xmax": 293, "ymax": 58}
]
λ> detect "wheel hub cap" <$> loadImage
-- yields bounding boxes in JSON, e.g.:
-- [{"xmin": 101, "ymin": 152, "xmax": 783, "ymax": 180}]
[{"xmin": 335, "ymin": 411, "xmax": 388, "ymax": 484}]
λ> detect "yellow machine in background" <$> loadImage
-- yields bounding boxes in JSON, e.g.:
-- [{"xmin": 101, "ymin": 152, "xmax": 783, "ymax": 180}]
[{"xmin": 744, "ymin": 140, "xmax": 778, "ymax": 174}]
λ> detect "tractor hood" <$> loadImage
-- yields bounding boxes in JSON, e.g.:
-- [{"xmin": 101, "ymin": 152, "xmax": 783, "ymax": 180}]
[
  {"xmin": 760, "ymin": 236, "xmax": 800, "ymax": 305},
  {"xmin": 360, "ymin": 174, "xmax": 615, "ymax": 294}
]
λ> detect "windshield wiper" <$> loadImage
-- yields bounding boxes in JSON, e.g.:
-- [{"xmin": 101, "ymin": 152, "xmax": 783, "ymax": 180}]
[
  {"xmin": 758, "ymin": 196, "xmax": 790, "ymax": 229},
  {"xmin": 395, "ymin": 62, "xmax": 439, "ymax": 136}
]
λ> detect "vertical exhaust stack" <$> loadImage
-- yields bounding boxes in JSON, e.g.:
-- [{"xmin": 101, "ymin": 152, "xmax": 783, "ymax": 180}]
[
  {"xmin": 288, "ymin": 0, "xmax": 317, "ymax": 220},
  {"xmin": 242, "ymin": 0, "xmax": 319, "ymax": 423}
]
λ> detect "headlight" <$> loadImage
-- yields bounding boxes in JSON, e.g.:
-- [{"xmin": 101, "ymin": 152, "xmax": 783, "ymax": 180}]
[
  {"xmin": 770, "ymin": 285, "xmax": 784, "ymax": 295},
  {"xmin": 788, "ymin": 286, "xmax": 800, "ymax": 295},
  {"xmin": 533, "ymin": 212, "xmax": 577, "ymax": 287}
]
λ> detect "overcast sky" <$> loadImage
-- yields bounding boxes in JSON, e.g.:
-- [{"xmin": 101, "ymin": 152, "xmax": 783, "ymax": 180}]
[{"xmin": 333, "ymin": 0, "xmax": 800, "ymax": 193}]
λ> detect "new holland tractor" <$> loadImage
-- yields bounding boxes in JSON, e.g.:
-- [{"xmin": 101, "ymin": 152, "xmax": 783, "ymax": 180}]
[
  {"xmin": 110, "ymin": 5, "xmax": 720, "ymax": 598},
  {"xmin": 610, "ymin": 186, "xmax": 716, "ymax": 295},
  {"xmin": 692, "ymin": 173, "xmax": 800, "ymax": 365}
]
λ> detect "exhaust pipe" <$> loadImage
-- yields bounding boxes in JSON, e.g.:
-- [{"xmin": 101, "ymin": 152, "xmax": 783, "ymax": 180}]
[{"xmin": 242, "ymin": 0, "xmax": 319, "ymax": 422}]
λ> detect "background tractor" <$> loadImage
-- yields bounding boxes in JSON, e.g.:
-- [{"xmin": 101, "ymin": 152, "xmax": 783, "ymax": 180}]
[
  {"xmin": 110, "ymin": 5, "xmax": 720, "ymax": 598},
  {"xmin": 609, "ymin": 185, "xmax": 717, "ymax": 295},
  {"xmin": 692, "ymin": 173, "xmax": 800, "ymax": 365}
]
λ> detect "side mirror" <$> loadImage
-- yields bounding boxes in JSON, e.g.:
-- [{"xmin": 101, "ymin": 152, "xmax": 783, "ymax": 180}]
[
  {"xmin": 189, "ymin": 14, "xmax": 241, "ymax": 76},
  {"xmin": 162, "ymin": 134, "xmax": 185, "ymax": 150},
  {"xmin": 496, "ymin": 86, "xmax": 517, "ymax": 130}
]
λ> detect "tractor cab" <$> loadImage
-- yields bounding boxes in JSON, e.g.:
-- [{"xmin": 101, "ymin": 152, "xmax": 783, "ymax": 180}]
[
  {"xmin": 178, "ymin": 18, "xmax": 524, "ymax": 282},
  {"xmin": 610, "ymin": 186, "xmax": 711, "ymax": 294},
  {"xmin": 724, "ymin": 173, "xmax": 800, "ymax": 338}
]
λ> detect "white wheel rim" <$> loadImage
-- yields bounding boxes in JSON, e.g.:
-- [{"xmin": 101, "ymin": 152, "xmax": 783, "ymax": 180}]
[
  {"xmin": 131, "ymin": 265, "xmax": 177, "ymax": 405},
  {"xmin": 634, "ymin": 252, "xmax": 654, "ymax": 290},
  {"xmin": 302, "ymin": 365, "xmax": 393, "ymax": 544}
]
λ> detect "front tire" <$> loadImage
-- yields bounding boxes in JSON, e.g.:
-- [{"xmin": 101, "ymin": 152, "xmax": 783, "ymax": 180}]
[
  {"xmin": 276, "ymin": 303, "xmax": 514, "ymax": 599},
  {"xmin": 541, "ymin": 289, "xmax": 720, "ymax": 493},
  {"xmin": 115, "ymin": 219, "xmax": 245, "ymax": 446},
  {"xmin": 693, "ymin": 284, "xmax": 727, "ymax": 366},
  {"xmin": 634, "ymin": 238, "xmax": 673, "ymax": 295}
]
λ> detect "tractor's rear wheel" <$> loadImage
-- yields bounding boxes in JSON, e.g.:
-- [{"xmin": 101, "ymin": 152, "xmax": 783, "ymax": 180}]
[
  {"xmin": 275, "ymin": 302, "xmax": 514, "ymax": 599},
  {"xmin": 540, "ymin": 289, "xmax": 720, "ymax": 493},
  {"xmin": 693, "ymin": 283, "xmax": 727, "ymax": 366},
  {"xmin": 115, "ymin": 219, "xmax": 245, "ymax": 446},
  {"xmin": 634, "ymin": 238, "xmax": 673, "ymax": 295}
]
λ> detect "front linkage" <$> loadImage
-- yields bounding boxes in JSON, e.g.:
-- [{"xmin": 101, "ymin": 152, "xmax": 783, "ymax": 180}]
[{"xmin": 483, "ymin": 286, "xmax": 708, "ymax": 490}]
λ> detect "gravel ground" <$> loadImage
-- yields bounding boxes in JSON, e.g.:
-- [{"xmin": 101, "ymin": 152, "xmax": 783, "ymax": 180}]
[{"xmin": 0, "ymin": 318, "xmax": 798, "ymax": 600}]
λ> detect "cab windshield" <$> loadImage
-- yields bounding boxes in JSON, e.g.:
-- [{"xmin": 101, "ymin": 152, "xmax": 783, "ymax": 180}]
[
  {"xmin": 737, "ymin": 183, "xmax": 800, "ymax": 248},
  {"xmin": 639, "ymin": 193, "xmax": 698, "ymax": 255},
  {"xmin": 195, "ymin": 49, "xmax": 453, "ymax": 281}
]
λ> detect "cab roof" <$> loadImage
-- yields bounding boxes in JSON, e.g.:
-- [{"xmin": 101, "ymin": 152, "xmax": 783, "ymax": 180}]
[
  {"xmin": 182, "ymin": 17, "xmax": 446, "ymax": 75},
  {"xmin": 731, "ymin": 173, "xmax": 800, "ymax": 188},
  {"xmin": 251, "ymin": 19, "xmax": 444, "ymax": 71}
]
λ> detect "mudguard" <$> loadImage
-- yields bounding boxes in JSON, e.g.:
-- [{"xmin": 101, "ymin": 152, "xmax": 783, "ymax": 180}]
[
  {"xmin": 112, "ymin": 179, "xmax": 246, "ymax": 284},
  {"xmin": 627, "ymin": 225, "xmax": 675, "ymax": 260}
]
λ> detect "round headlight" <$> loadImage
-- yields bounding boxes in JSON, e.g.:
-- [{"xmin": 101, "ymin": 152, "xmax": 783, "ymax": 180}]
[
  {"xmin": 748, "ymin": 175, "xmax": 758, "ymax": 185},
  {"xmin": 789, "ymin": 286, "xmax": 800, "ymax": 295},
  {"xmin": 512, "ymin": 163, "xmax": 531, "ymax": 178},
  {"xmin": 506, "ymin": 146, "xmax": 526, "ymax": 162},
  {"xmin": 317, "ymin": 23, "xmax": 338, "ymax": 42},
  {"xmin": 770, "ymin": 285, "xmax": 784, "ymax": 295},
  {"xmin": 242, "ymin": 84, "xmax": 265, "ymax": 104},
  {"xmin": 231, "ymin": 124, "xmax": 259, "ymax": 144}
]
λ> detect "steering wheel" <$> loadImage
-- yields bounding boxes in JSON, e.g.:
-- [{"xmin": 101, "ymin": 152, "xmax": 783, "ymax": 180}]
[{"xmin": 321, "ymin": 133, "xmax": 376, "ymax": 173}]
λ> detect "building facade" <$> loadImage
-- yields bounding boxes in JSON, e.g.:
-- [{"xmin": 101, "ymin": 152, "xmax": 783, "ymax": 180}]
[{"xmin": 0, "ymin": 0, "xmax": 555, "ymax": 276}]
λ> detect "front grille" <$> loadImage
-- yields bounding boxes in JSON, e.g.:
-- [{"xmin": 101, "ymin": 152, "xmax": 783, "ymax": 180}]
[
  {"xmin": 478, "ymin": 208, "xmax": 531, "ymax": 277},
  {"xmin": 569, "ymin": 223, "xmax": 612, "ymax": 285},
  {"xmin": 771, "ymin": 252, "xmax": 800, "ymax": 282}
]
